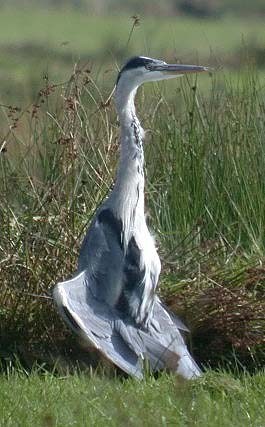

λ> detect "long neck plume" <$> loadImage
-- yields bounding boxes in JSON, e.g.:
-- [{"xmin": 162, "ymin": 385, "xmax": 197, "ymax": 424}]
[{"xmin": 116, "ymin": 86, "xmax": 145, "ymax": 178}]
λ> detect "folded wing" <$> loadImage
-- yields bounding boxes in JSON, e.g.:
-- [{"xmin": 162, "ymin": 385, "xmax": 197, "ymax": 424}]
[{"xmin": 53, "ymin": 271, "xmax": 201, "ymax": 379}]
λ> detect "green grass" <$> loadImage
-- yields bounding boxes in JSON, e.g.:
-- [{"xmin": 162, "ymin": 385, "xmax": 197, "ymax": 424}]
[{"xmin": 0, "ymin": 370, "xmax": 264, "ymax": 426}]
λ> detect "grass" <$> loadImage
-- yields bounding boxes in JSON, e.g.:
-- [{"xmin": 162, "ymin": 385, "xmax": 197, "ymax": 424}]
[
  {"xmin": 149, "ymin": 69, "xmax": 265, "ymax": 249},
  {"xmin": 0, "ymin": 369, "xmax": 264, "ymax": 426}
]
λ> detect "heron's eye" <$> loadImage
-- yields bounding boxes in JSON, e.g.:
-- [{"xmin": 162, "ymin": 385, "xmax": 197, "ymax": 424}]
[{"xmin": 145, "ymin": 64, "xmax": 154, "ymax": 71}]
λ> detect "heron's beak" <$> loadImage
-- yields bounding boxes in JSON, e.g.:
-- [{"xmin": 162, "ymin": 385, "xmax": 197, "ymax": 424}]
[{"xmin": 147, "ymin": 63, "xmax": 209, "ymax": 75}]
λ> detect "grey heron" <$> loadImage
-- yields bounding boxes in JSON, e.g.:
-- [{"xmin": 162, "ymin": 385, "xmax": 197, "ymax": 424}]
[{"xmin": 53, "ymin": 56, "xmax": 208, "ymax": 379}]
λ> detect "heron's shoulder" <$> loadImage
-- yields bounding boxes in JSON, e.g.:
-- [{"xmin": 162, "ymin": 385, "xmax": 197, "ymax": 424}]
[
  {"xmin": 78, "ymin": 207, "xmax": 124, "ymax": 270},
  {"xmin": 90, "ymin": 207, "xmax": 125, "ymax": 250},
  {"xmin": 96, "ymin": 208, "xmax": 122, "ymax": 236}
]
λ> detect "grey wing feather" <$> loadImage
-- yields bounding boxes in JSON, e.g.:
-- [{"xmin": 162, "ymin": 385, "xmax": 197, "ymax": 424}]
[
  {"xmin": 149, "ymin": 296, "xmax": 201, "ymax": 378},
  {"xmin": 53, "ymin": 272, "xmax": 201, "ymax": 379},
  {"xmin": 78, "ymin": 209, "xmax": 125, "ymax": 308},
  {"xmin": 53, "ymin": 271, "xmax": 144, "ymax": 378},
  {"xmin": 153, "ymin": 297, "xmax": 190, "ymax": 332},
  {"xmin": 113, "ymin": 320, "xmax": 180, "ymax": 371},
  {"xmin": 78, "ymin": 209, "xmax": 148, "ymax": 322}
]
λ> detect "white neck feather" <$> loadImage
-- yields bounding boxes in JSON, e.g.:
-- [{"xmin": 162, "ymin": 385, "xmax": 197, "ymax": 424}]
[{"xmin": 107, "ymin": 77, "xmax": 146, "ymax": 246}]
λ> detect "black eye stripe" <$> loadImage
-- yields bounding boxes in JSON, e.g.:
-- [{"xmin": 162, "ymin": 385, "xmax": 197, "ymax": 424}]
[
  {"xmin": 116, "ymin": 56, "xmax": 156, "ymax": 84},
  {"xmin": 122, "ymin": 56, "xmax": 154, "ymax": 72}
]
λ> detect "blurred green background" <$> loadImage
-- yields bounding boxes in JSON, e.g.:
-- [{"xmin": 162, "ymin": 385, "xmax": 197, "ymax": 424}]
[{"xmin": 0, "ymin": 0, "xmax": 264, "ymax": 105}]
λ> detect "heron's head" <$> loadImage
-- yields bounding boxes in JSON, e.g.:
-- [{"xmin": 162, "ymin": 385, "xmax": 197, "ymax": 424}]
[
  {"xmin": 115, "ymin": 56, "xmax": 209, "ymax": 112},
  {"xmin": 116, "ymin": 56, "xmax": 209, "ymax": 89}
]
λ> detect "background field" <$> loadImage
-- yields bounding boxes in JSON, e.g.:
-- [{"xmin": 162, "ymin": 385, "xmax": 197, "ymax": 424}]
[
  {"xmin": 0, "ymin": 8, "xmax": 264, "ymax": 104},
  {"xmin": 0, "ymin": 1, "xmax": 265, "ymax": 424}
]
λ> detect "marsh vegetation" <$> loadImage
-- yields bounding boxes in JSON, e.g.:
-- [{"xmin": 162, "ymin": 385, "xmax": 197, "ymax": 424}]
[{"xmin": 0, "ymin": 4, "xmax": 264, "ymax": 425}]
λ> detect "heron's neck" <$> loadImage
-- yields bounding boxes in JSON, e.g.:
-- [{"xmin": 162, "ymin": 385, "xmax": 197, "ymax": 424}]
[
  {"xmin": 116, "ymin": 87, "xmax": 144, "ymax": 154},
  {"xmin": 112, "ymin": 86, "xmax": 145, "ymax": 221}
]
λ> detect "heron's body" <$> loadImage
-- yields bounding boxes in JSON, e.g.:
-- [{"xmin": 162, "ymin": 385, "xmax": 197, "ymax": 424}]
[{"xmin": 53, "ymin": 56, "xmax": 208, "ymax": 379}]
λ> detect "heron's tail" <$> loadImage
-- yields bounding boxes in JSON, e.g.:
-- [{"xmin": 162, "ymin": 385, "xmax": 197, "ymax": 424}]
[{"xmin": 147, "ymin": 297, "xmax": 201, "ymax": 378}]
